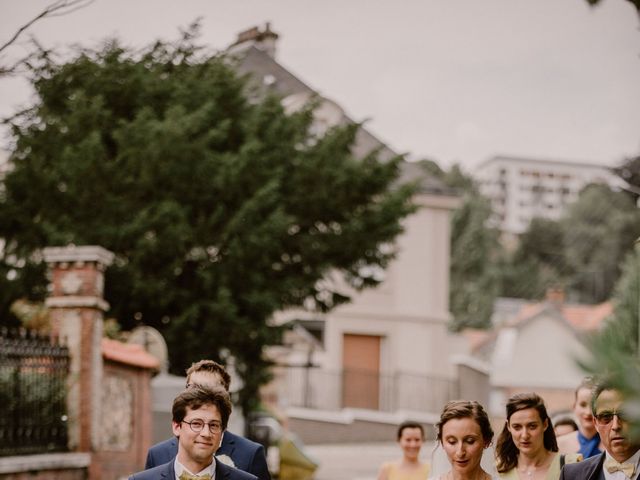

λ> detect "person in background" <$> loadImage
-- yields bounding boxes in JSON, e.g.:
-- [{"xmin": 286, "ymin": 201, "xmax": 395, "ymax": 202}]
[
  {"xmin": 378, "ymin": 420, "xmax": 430, "ymax": 480},
  {"xmin": 560, "ymin": 380, "xmax": 640, "ymax": 480},
  {"xmin": 553, "ymin": 417, "xmax": 578, "ymax": 438},
  {"xmin": 495, "ymin": 393, "xmax": 581, "ymax": 479},
  {"xmin": 557, "ymin": 377, "xmax": 602, "ymax": 459},
  {"xmin": 130, "ymin": 385, "xmax": 256, "ymax": 480},
  {"xmin": 145, "ymin": 360, "xmax": 270, "ymax": 480},
  {"xmin": 429, "ymin": 400, "xmax": 496, "ymax": 480}
]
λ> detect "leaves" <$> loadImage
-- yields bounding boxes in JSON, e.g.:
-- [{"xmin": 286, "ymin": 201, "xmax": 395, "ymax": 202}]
[{"xmin": 0, "ymin": 27, "xmax": 416, "ymax": 415}]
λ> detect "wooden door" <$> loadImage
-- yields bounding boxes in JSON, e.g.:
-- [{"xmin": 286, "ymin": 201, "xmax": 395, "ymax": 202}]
[{"xmin": 342, "ymin": 334, "xmax": 381, "ymax": 410}]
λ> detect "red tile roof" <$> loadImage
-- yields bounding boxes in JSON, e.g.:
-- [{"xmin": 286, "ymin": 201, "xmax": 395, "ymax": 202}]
[
  {"xmin": 102, "ymin": 338, "xmax": 160, "ymax": 369},
  {"xmin": 466, "ymin": 300, "xmax": 612, "ymax": 352},
  {"xmin": 561, "ymin": 302, "xmax": 613, "ymax": 331},
  {"xmin": 506, "ymin": 301, "xmax": 611, "ymax": 331}
]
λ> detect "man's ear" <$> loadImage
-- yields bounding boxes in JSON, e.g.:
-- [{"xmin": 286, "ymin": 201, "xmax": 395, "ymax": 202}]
[{"xmin": 172, "ymin": 421, "xmax": 181, "ymax": 438}]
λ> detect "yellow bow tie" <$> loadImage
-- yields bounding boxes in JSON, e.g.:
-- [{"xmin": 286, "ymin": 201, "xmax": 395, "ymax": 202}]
[
  {"xmin": 179, "ymin": 473, "xmax": 212, "ymax": 480},
  {"xmin": 604, "ymin": 458, "xmax": 635, "ymax": 478}
]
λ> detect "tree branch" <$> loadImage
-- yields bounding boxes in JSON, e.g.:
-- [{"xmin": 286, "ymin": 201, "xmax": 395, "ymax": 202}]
[{"xmin": 0, "ymin": 0, "xmax": 95, "ymax": 55}]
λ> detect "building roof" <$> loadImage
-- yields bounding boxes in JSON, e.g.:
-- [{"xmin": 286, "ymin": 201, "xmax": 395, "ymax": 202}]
[
  {"xmin": 475, "ymin": 154, "xmax": 613, "ymax": 171},
  {"xmin": 469, "ymin": 296, "xmax": 612, "ymax": 354},
  {"xmin": 227, "ymin": 25, "xmax": 455, "ymax": 197},
  {"xmin": 102, "ymin": 338, "xmax": 160, "ymax": 370}
]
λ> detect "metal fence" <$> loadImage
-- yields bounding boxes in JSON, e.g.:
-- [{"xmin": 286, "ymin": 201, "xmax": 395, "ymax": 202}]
[
  {"xmin": 0, "ymin": 328, "xmax": 70, "ymax": 456},
  {"xmin": 277, "ymin": 365, "xmax": 457, "ymax": 413}
]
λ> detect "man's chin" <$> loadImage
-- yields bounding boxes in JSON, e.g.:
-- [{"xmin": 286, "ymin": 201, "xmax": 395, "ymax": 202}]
[{"xmin": 193, "ymin": 447, "xmax": 216, "ymax": 460}]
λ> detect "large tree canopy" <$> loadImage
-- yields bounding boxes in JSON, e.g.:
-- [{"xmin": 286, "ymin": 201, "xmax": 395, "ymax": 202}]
[
  {"xmin": 0, "ymin": 28, "xmax": 416, "ymax": 414},
  {"xmin": 563, "ymin": 183, "xmax": 640, "ymax": 302}
]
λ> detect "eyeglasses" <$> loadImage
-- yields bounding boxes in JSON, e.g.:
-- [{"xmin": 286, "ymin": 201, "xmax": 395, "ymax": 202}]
[
  {"xmin": 181, "ymin": 419, "xmax": 223, "ymax": 434},
  {"xmin": 594, "ymin": 410, "xmax": 626, "ymax": 426}
]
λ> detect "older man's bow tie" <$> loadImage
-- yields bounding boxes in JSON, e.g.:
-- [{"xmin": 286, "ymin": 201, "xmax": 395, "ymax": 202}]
[
  {"xmin": 179, "ymin": 473, "xmax": 211, "ymax": 480},
  {"xmin": 604, "ymin": 458, "xmax": 635, "ymax": 478}
]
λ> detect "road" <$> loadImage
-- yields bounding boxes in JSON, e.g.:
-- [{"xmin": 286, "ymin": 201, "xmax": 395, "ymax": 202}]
[{"xmin": 305, "ymin": 442, "xmax": 436, "ymax": 480}]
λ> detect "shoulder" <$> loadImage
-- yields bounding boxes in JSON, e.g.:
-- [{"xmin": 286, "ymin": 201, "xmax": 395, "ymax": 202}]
[
  {"xmin": 497, "ymin": 468, "xmax": 517, "ymax": 479},
  {"xmin": 379, "ymin": 461, "xmax": 395, "ymax": 472},
  {"xmin": 224, "ymin": 431, "xmax": 262, "ymax": 452},
  {"xmin": 148, "ymin": 436, "xmax": 177, "ymax": 453},
  {"xmin": 130, "ymin": 462, "xmax": 172, "ymax": 479},
  {"xmin": 557, "ymin": 432, "xmax": 579, "ymax": 454},
  {"xmin": 563, "ymin": 452, "xmax": 583, "ymax": 464},
  {"xmin": 562, "ymin": 453, "xmax": 603, "ymax": 476},
  {"xmin": 217, "ymin": 461, "xmax": 258, "ymax": 480}
]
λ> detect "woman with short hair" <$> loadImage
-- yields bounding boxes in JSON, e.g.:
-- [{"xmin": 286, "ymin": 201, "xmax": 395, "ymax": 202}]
[{"xmin": 377, "ymin": 420, "xmax": 430, "ymax": 480}]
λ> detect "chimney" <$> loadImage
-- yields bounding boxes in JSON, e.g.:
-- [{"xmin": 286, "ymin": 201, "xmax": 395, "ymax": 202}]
[
  {"xmin": 545, "ymin": 286, "xmax": 565, "ymax": 305},
  {"xmin": 231, "ymin": 22, "xmax": 279, "ymax": 59}
]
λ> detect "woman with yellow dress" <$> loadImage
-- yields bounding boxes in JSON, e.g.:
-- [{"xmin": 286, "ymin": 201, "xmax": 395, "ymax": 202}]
[
  {"xmin": 378, "ymin": 421, "xmax": 430, "ymax": 480},
  {"xmin": 495, "ymin": 393, "xmax": 581, "ymax": 480}
]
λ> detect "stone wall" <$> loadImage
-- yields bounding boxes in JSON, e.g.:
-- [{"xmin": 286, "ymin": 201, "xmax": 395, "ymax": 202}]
[{"xmin": 0, "ymin": 245, "xmax": 158, "ymax": 480}]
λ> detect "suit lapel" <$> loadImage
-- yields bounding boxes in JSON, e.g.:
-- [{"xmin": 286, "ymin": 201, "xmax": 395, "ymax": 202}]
[
  {"xmin": 161, "ymin": 461, "xmax": 176, "ymax": 479},
  {"xmin": 587, "ymin": 453, "xmax": 606, "ymax": 480},
  {"xmin": 216, "ymin": 461, "xmax": 230, "ymax": 480}
]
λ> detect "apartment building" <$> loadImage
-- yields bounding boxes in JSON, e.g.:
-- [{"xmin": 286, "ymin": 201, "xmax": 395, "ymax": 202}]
[{"xmin": 475, "ymin": 155, "xmax": 619, "ymax": 234}]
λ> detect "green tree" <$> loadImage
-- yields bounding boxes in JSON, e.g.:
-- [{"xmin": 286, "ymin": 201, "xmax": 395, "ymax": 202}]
[
  {"xmin": 580, "ymin": 0, "xmax": 640, "ymax": 438},
  {"xmin": 0, "ymin": 28, "xmax": 416, "ymax": 415},
  {"xmin": 449, "ymin": 190, "xmax": 500, "ymax": 330},
  {"xmin": 585, "ymin": 0, "xmax": 640, "ymax": 15},
  {"xmin": 581, "ymin": 248, "xmax": 640, "ymax": 439},
  {"xmin": 418, "ymin": 161, "xmax": 500, "ymax": 330},
  {"xmin": 563, "ymin": 183, "xmax": 640, "ymax": 303},
  {"xmin": 499, "ymin": 217, "xmax": 568, "ymax": 299},
  {"xmin": 612, "ymin": 155, "xmax": 640, "ymax": 203}
]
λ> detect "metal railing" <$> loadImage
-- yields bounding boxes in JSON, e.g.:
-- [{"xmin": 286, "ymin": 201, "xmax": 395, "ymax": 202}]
[
  {"xmin": 276, "ymin": 365, "xmax": 456, "ymax": 413},
  {"xmin": 0, "ymin": 329, "xmax": 70, "ymax": 456}
]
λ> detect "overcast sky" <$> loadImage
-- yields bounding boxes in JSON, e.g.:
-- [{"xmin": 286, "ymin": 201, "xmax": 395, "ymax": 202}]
[{"xmin": 1, "ymin": 0, "xmax": 639, "ymax": 169}]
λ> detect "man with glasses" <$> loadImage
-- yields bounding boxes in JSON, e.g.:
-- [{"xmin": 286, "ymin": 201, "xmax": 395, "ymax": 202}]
[
  {"xmin": 130, "ymin": 385, "xmax": 256, "ymax": 479},
  {"xmin": 560, "ymin": 380, "xmax": 640, "ymax": 480},
  {"xmin": 145, "ymin": 360, "xmax": 270, "ymax": 480}
]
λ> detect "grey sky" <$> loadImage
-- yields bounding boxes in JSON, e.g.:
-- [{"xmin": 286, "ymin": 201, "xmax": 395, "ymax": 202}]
[{"xmin": 1, "ymin": 0, "xmax": 639, "ymax": 169}]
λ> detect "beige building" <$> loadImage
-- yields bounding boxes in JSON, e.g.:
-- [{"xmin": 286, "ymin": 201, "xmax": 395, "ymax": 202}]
[
  {"xmin": 469, "ymin": 290, "xmax": 612, "ymax": 416},
  {"xmin": 228, "ymin": 25, "xmax": 483, "ymax": 439}
]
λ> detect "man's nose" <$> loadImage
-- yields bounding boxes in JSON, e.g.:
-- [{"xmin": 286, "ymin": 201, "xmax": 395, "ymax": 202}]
[{"xmin": 611, "ymin": 414, "xmax": 623, "ymax": 430}]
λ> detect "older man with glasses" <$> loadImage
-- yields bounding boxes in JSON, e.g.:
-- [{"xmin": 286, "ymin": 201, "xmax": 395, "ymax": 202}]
[{"xmin": 560, "ymin": 380, "xmax": 640, "ymax": 480}]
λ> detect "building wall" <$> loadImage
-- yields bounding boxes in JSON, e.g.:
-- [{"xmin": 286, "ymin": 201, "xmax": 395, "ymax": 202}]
[
  {"xmin": 488, "ymin": 313, "xmax": 588, "ymax": 415},
  {"xmin": 315, "ymin": 192, "xmax": 465, "ymax": 413},
  {"xmin": 92, "ymin": 361, "xmax": 154, "ymax": 479},
  {"xmin": 475, "ymin": 156, "xmax": 620, "ymax": 234}
]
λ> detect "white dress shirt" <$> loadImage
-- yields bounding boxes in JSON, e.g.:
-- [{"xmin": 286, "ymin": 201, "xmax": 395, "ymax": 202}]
[
  {"xmin": 174, "ymin": 457, "xmax": 216, "ymax": 480},
  {"xmin": 603, "ymin": 450, "xmax": 640, "ymax": 480}
]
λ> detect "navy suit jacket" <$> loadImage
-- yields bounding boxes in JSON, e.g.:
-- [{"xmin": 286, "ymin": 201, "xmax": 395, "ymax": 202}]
[
  {"xmin": 130, "ymin": 458, "xmax": 257, "ymax": 480},
  {"xmin": 560, "ymin": 452, "xmax": 606, "ymax": 480},
  {"xmin": 145, "ymin": 431, "xmax": 270, "ymax": 480}
]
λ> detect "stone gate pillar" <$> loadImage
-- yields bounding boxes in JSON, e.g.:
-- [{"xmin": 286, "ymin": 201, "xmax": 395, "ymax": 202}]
[{"xmin": 43, "ymin": 245, "xmax": 114, "ymax": 453}]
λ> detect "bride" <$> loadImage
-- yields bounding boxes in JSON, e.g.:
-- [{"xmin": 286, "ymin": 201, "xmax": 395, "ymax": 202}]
[{"xmin": 429, "ymin": 400, "xmax": 498, "ymax": 480}]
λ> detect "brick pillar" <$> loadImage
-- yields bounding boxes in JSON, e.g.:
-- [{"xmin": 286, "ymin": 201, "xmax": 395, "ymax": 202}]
[{"xmin": 43, "ymin": 245, "xmax": 114, "ymax": 454}]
